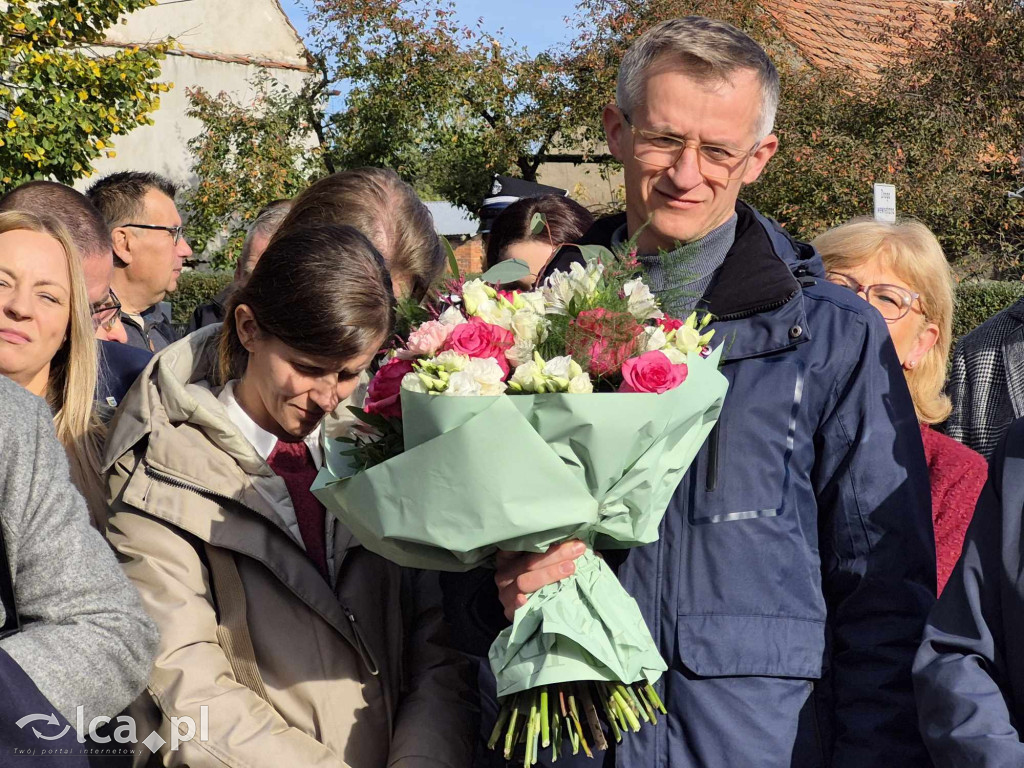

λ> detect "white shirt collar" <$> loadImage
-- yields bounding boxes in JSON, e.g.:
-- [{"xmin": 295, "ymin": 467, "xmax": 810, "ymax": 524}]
[{"xmin": 218, "ymin": 380, "xmax": 324, "ymax": 468}]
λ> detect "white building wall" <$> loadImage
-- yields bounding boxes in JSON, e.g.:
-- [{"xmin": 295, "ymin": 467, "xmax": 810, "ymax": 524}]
[{"xmin": 80, "ymin": 0, "xmax": 311, "ymax": 190}]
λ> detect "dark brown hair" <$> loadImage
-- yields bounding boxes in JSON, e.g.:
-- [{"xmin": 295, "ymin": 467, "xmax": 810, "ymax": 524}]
[
  {"xmin": 219, "ymin": 225, "xmax": 395, "ymax": 382},
  {"xmin": 85, "ymin": 171, "xmax": 177, "ymax": 228},
  {"xmin": 0, "ymin": 181, "xmax": 111, "ymax": 259},
  {"xmin": 276, "ymin": 168, "xmax": 444, "ymax": 300},
  {"xmin": 485, "ymin": 195, "xmax": 595, "ymax": 270}
]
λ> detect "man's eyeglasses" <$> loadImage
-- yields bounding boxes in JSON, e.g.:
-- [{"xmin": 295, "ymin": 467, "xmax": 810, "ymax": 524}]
[
  {"xmin": 826, "ymin": 271, "xmax": 923, "ymax": 323},
  {"xmin": 620, "ymin": 110, "xmax": 760, "ymax": 180},
  {"xmin": 91, "ymin": 289, "xmax": 122, "ymax": 333},
  {"xmin": 122, "ymin": 223, "xmax": 187, "ymax": 245}
]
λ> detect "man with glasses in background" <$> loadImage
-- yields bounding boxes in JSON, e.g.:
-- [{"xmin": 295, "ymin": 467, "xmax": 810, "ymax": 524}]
[
  {"xmin": 450, "ymin": 17, "xmax": 936, "ymax": 768},
  {"xmin": 0, "ymin": 181, "xmax": 153, "ymax": 407},
  {"xmin": 87, "ymin": 172, "xmax": 192, "ymax": 352}
]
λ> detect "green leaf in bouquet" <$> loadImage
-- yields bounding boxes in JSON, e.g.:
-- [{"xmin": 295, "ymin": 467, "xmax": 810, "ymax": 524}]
[
  {"xmin": 348, "ymin": 406, "xmax": 390, "ymax": 433},
  {"xmin": 479, "ymin": 258, "xmax": 531, "ymax": 286},
  {"xmin": 576, "ymin": 244, "xmax": 616, "ymax": 267},
  {"xmin": 530, "ymin": 212, "xmax": 547, "ymax": 235},
  {"xmin": 442, "ymin": 235, "xmax": 460, "ymax": 280}
]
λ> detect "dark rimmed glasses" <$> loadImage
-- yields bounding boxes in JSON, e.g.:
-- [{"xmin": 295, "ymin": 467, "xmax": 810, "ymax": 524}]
[
  {"xmin": 826, "ymin": 271, "xmax": 923, "ymax": 322},
  {"xmin": 122, "ymin": 223, "xmax": 187, "ymax": 245},
  {"xmin": 91, "ymin": 289, "xmax": 122, "ymax": 333},
  {"xmin": 620, "ymin": 110, "xmax": 760, "ymax": 180}
]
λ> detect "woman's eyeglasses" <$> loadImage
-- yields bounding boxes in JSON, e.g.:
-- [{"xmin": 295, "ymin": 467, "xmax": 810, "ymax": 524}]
[
  {"xmin": 91, "ymin": 289, "xmax": 122, "ymax": 333},
  {"xmin": 825, "ymin": 271, "xmax": 922, "ymax": 322}
]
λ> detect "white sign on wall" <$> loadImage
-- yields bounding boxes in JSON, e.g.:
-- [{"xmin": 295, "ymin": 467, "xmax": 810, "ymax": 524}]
[{"xmin": 873, "ymin": 183, "xmax": 897, "ymax": 223}]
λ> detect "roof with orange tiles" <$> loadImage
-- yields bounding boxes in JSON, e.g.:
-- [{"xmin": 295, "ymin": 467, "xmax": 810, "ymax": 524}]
[{"xmin": 762, "ymin": 0, "xmax": 955, "ymax": 78}]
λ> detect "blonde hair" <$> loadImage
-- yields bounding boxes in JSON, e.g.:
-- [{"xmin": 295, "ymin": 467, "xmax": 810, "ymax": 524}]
[
  {"xmin": 0, "ymin": 211, "xmax": 107, "ymax": 526},
  {"xmin": 813, "ymin": 217, "xmax": 954, "ymax": 425}
]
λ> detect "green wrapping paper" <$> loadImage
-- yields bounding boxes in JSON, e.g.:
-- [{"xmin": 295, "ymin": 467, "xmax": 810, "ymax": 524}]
[{"xmin": 313, "ymin": 348, "xmax": 728, "ymax": 698}]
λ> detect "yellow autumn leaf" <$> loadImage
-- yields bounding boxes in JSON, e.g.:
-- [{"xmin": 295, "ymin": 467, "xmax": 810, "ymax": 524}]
[
  {"xmin": 78, "ymin": 90, "xmax": 88, "ymax": 101},
  {"xmin": 95, "ymin": 139, "xmax": 106, "ymax": 149}
]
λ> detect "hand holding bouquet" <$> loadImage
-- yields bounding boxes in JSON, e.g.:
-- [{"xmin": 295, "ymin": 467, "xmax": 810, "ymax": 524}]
[{"xmin": 313, "ymin": 244, "xmax": 728, "ymax": 763}]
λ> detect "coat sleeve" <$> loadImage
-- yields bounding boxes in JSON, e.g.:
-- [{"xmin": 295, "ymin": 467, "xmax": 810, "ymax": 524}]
[
  {"xmin": 812, "ymin": 312, "xmax": 936, "ymax": 767},
  {"xmin": 0, "ymin": 397, "xmax": 158, "ymax": 726},
  {"xmin": 913, "ymin": 432, "xmax": 1024, "ymax": 766},
  {"xmin": 105, "ymin": 489, "xmax": 346, "ymax": 768},
  {"xmin": 388, "ymin": 569, "xmax": 478, "ymax": 768}
]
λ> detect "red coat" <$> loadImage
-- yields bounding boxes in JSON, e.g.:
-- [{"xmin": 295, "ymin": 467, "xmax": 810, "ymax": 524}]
[{"xmin": 921, "ymin": 424, "xmax": 988, "ymax": 593}]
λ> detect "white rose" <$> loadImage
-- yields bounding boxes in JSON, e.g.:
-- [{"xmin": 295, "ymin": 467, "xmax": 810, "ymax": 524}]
[
  {"xmin": 438, "ymin": 306, "xmax": 469, "ymax": 327},
  {"xmin": 568, "ymin": 373, "xmax": 594, "ymax": 394},
  {"xmin": 510, "ymin": 361, "xmax": 542, "ymax": 392},
  {"xmin": 474, "ymin": 298, "xmax": 514, "ymax": 329},
  {"xmin": 401, "ymin": 372, "xmax": 428, "ymax": 393},
  {"xmin": 444, "ymin": 370, "xmax": 483, "ymax": 397},
  {"xmin": 463, "ymin": 357, "xmax": 508, "ymax": 396},
  {"xmin": 542, "ymin": 355, "xmax": 576, "ymax": 380},
  {"xmin": 673, "ymin": 326, "xmax": 703, "ymax": 355},
  {"xmin": 623, "ymin": 278, "xmax": 664, "ymax": 321},
  {"xmin": 642, "ymin": 325, "xmax": 668, "ymax": 352},
  {"xmin": 461, "ymin": 279, "xmax": 493, "ymax": 316},
  {"xmin": 511, "ymin": 308, "xmax": 545, "ymax": 345},
  {"xmin": 506, "ymin": 339, "xmax": 537, "ymax": 368},
  {"xmin": 431, "ymin": 350, "xmax": 469, "ymax": 371}
]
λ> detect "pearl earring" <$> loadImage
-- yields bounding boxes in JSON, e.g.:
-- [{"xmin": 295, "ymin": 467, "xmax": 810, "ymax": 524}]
[{"xmin": 906, "ymin": 360, "xmax": 917, "ymax": 369}]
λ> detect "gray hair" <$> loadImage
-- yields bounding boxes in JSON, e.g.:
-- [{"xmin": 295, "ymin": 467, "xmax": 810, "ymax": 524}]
[
  {"xmin": 238, "ymin": 199, "xmax": 292, "ymax": 278},
  {"xmin": 616, "ymin": 17, "xmax": 780, "ymax": 139}
]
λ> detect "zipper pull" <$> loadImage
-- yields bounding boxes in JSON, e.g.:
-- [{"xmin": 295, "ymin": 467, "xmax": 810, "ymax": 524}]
[{"xmin": 342, "ymin": 605, "xmax": 380, "ymax": 676}]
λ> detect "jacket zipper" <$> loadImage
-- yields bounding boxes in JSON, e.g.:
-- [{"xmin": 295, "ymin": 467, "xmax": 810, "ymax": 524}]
[
  {"xmin": 712, "ymin": 288, "xmax": 800, "ymax": 323},
  {"xmin": 142, "ymin": 463, "xmax": 381, "ymax": 676}
]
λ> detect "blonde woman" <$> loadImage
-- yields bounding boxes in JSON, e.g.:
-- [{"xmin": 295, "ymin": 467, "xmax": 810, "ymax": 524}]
[
  {"xmin": 0, "ymin": 210, "xmax": 107, "ymax": 528},
  {"xmin": 814, "ymin": 217, "xmax": 986, "ymax": 593}
]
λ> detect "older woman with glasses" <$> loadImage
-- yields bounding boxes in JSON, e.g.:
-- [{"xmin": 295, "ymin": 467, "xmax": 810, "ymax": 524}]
[{"xmin": 813, "ymin": 217, "xmax": 986, "ymax": 593}]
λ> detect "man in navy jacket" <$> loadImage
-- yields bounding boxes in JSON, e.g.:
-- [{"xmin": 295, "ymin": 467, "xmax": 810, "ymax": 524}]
[{"xmin": 445, "ymin": 17, "xmax": 935, "ymax": 767}]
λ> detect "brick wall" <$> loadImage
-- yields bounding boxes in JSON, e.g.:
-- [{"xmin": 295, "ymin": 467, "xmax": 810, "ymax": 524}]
[{"xmin": 453, "ymin": 235, "xmax": 484, "ymax": 276}]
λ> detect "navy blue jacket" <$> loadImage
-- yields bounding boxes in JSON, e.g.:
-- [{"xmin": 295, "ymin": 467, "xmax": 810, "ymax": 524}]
[
  {"xmin": 914, "ymin": 419, "xmax": 1024, "ymax": 766},
  {"xmin": 444, "ymin": 202, "xmax": 935, "ymax": 767},
  {"xmin": 96, "ymin": 341, "xmax": 152, "ymax": 409}
]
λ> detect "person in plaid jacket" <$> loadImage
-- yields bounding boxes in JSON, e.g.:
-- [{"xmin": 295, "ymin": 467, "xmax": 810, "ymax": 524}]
[{"xmin": 943, "ymin": 298, "xmax": 1024, "ymax": 460}]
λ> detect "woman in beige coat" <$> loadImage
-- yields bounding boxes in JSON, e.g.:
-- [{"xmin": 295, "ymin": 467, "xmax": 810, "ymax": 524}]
[{"xmin": 103, "ymin": 225, "xmax": 476, "ymax": 767}]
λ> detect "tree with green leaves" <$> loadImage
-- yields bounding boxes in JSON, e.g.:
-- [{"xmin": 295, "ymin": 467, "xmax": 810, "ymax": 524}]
[
  {"xmin": 181, "ymin": 72, "xmax": 325, "ymax": 269},
  {"xmin": 306, "ymin": 0, "xmax": 596, "ymax": 211},
  {"xmin": 0, "ymin": 0, "xmax": 171, "ymax": 186}
]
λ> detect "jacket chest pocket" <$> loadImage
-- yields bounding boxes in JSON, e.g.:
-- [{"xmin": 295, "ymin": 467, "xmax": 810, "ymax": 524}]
[{"xmin": 690, "ymin": 358, "xmax": 804, "ymax": 524}]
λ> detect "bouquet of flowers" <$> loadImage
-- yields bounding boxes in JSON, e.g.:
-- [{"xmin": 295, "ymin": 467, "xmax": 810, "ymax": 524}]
[{"xmin": 313, "ymin": 245, "xmax": 728, "ymax": 764}]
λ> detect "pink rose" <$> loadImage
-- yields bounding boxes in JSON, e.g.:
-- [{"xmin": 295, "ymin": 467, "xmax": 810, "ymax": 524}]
[
  {"xmin": 566, "ymin": 308, "xmax": 642, "ymax": 377},
  {"xmin": 659, "ymin": 317, "xmax": 685, "ymax": 332},
  {"xmin": 443, "ymin": 317, "xmax": 514, "ymax": 375},
  {"xmin": 364, "ymin": 358, "xmax": 415, "ymax": 419},
  {"xmin": 399, "ymin": 320, "xmax": 451, "ymax": 359},
  {"xmin": 619, "ymin": 351, "xmax": 688, "ymax": 394}
]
